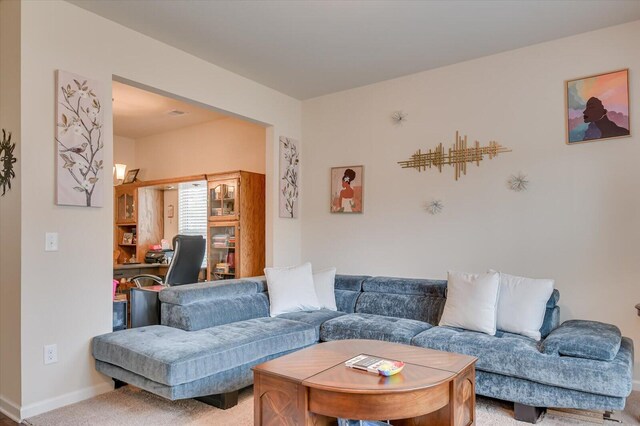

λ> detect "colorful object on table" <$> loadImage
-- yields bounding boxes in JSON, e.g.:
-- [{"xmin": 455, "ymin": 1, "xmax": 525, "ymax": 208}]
[
  {"xmin": 377, "ymin": 360, "xmax": 405, "ymax": 376},
  {"xmin": 149, "ymin": 244, "xmax": 162, "ymax": 251},
  {"xmin": 112, "ymin": 279, "xmax": 119, "ymax": 299}
]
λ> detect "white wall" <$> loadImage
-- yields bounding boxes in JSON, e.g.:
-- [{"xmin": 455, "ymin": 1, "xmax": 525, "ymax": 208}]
[
  {"xmin": 133, "ymin": 117, "xmax": 265, "ymax": 181},
  {"xmin": 302, "ymin": 21, "xmax": 640, "ymax": 380},
  {"xmin": 0, "ymin": 0, "xmax": 22, "ymax": 421},
  {"xmin": 15, "ymin": 0, "xmax": 300, "ymax": 419},
  {"xmin": 113, "ymin": 135, "xmax": 136, "ymax": 172}
]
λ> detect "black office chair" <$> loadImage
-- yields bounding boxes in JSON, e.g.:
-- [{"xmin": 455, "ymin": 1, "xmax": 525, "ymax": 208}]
[{"xmin": 131, "ymin": 235, "xmax": 206, "ymax": 288}]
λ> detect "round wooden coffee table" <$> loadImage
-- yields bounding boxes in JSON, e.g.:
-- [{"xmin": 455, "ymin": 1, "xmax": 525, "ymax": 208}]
[{"xmin": 253, "ymin": 339, "xmax": 477, "ymax": 426}]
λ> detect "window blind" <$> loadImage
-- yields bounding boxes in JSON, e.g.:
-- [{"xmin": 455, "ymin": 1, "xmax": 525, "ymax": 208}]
[{"xmin": 178, "ymin": 181, "xmax": 208, "ymax": 266}]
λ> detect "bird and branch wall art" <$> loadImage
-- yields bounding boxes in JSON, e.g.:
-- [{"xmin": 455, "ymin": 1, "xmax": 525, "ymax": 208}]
[
  {"xmin": 279, "ymin": 136, "xmax": 300, "ymax": 218},
  {"xmin": 0, "ymin": 129, "xmax": 17, "ymax": 196},
  {"xmin": 398, "ymin": 131, "xmax": 511, "ymax": 181},
  {"xmin": 55, "ymin": 70, "xmax": 105, "ymax": 207}
]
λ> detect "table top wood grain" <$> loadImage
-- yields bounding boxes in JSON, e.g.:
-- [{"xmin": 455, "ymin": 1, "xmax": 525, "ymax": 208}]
[{"xmin": 253, "ymin": 339, "xmax": 476, "ymax": 394}]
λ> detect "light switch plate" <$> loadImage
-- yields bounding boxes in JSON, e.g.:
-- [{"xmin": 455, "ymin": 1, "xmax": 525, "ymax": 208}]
[{"xmin": 45, "ymin": 232, "xmax": 58, "ymax": 251}]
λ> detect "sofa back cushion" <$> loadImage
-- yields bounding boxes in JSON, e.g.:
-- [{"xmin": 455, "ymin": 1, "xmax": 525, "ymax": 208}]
[
  {"xmin": 159, "ymin": 278, "xmax": 262, "ymax": 305},
  {"xmin": 537, "ymin": 289, "xmax": 560, "ymax": 338},
  {"xmin": 162, "ymin": 293, "xmax": 269, "ymax": 331},
  {"xmin": 355, "ymin": 277, "xmax": 447, "ymax": 325},
  {"xmin": 335, "ymin": 275, "xmax": 369, "ymax": 292},
  {"xmin": 333, "ymin": 275, "xmax": 369, "ymax": 313}
]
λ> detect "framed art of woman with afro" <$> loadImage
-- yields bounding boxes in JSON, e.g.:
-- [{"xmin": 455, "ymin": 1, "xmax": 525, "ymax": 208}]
[{"xmin": 331, "ymin": 165, "xmax": 363, "ymax": 213}]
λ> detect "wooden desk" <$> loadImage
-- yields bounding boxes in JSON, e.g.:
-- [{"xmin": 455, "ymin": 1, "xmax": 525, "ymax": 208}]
[
  {"xmin": 113, "ymin": 263, "xmax": 207, "ymax": 282},
  {"xmin": 113, "ymin": 263, "xmax": 167, "ymax": 281}
]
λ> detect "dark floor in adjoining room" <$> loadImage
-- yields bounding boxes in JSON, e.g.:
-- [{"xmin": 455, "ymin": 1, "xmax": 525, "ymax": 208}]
[{"xmin": 0, "ymin": 412, "xmax": 18, "ymax": 426}]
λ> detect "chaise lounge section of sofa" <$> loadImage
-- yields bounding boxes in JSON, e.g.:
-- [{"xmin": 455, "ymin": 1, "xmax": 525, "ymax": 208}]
[{"xmin": 92, "ymin": 274, "xmax": 633, "ymax": 423}]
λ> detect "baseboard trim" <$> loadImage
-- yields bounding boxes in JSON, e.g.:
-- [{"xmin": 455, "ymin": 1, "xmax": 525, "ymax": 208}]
[
  {"xmin": 633, "ymin": 379, "xmax": 640, "ymax": 392},
  {"xmin": 0, "ymin": 394, "xmax": 22, "ymax": 423},
  {"xmin": 20, "ymin": 381, "xmax": 113, "ymax": 420}
]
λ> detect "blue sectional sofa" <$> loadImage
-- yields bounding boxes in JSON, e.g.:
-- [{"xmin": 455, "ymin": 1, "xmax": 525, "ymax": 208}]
[{"xmin": 93, "ymin": 275, "xmax": 634, "ymax": 423}]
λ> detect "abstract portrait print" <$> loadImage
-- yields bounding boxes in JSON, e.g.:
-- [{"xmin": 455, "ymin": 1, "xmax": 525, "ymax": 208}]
[
  {"xmin": 331, "ymin": 166, "xmax": 363, "ymax": 213},
  {"xmin": 567, "ymin": 69, "xmax": 629, "ymax": 144},
  {"xmin": 55, "ymin": 70, "xmax": 105, "ymax": 207}
]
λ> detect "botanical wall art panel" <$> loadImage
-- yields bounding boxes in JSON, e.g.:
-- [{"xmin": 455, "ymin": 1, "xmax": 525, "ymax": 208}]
[
  {"xmin": 331, "ymin": 165, "xmax": 363, "ymax": 213},
  {"xmin": 0, "ymin": 129, "xmax": 17, "ymax": 196},
  {"xmin": 279, "ymin": 136, "xmax": 300, "ymax": 218},
  {"xmin": 55, "ymin": 70, "xmax": 105, "ymax": 207},
  {"xmin": 566, "ymin": 69, "xmax": 630, "ymax": 144}
]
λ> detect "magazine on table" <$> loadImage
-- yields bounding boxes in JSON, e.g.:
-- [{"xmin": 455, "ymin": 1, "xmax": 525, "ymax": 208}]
[{"xmin": 344, "ymin": 354, "xmax": 405, "ymax": 376}]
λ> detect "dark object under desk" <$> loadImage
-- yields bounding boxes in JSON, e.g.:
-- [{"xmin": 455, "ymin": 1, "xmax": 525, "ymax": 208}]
[
  {"xmin": 113, "ymin": 299, "xmax": 128, "ymax": 331},
  {"xmin": 130, "ymin": 286, "xmax": 164, "ymax": 328}
]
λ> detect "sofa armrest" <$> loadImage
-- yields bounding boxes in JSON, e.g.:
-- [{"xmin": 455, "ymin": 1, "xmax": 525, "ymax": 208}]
[{"xmin": 541, "ymin": 319, "xmax": 622, "ymax": 361}]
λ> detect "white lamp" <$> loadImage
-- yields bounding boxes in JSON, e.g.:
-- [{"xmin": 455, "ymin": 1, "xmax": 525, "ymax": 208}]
[{"xmin": 114, "ymin": 164, "xmax": 127, "ymax": 183}]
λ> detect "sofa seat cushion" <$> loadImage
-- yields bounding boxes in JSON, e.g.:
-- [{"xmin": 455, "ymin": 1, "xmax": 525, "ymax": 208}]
[
  {"xmin": 320, "ymin": 313, "xmax": 432, "ymax": 344},
  {"xmin": 411, "ymin": 326, "xmax": 632, "ymax": 398},
  {"xmin": 278, "ymin": 309, "xmax": 346, "ymax": 340},
  {"xmin": 93, "ymin": 318, "xmax": 316, "ymax": 387}
]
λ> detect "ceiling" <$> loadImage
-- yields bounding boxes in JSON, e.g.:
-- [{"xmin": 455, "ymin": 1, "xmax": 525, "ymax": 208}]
[
  {"xmin": 112, "ymin": 81, "xmax": 227, "ymax": 139},
  {"xmin": 73, "ymin": 1, "xmax": 640, "ymax": 100}
]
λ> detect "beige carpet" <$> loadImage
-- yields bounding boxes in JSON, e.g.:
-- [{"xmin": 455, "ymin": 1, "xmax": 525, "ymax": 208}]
[{"xmin": 25, "ymin": 386, "xmax": 640, "ymax": 425}]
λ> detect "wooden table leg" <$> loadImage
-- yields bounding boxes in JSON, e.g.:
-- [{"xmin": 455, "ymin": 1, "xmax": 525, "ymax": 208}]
[
  {"xmin": 394, "ymin": 364, "xmax": 475, "ymax": 426},
  {"xmin": 254, "ymin": 372, "xmax": 332, "ymax": 426},
  {"xmin": 450, "ymin": 364, "xmax": 475, "ymax": 426}
]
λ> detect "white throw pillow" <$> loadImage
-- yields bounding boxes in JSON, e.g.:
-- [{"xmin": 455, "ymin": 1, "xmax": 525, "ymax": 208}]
[
  {"xmin": 313, "ymin": 268, "xmax": 337, "ymax": 311},
  {"xmin": 439, "ymin": 271, "xmax": 501, "ymax": 335},
  {"xmin": 493, "ymin": 271, "xmax": 555, "ymax": 341},
  {"xmin": 264, "ymin": 262, "xmax": 321, "ymax": 317}
]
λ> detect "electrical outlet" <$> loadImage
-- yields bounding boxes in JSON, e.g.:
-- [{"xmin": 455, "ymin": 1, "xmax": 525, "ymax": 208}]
[
  {"xmin": 44, "ymin": 344, "xmax": 58, "ymax": 365},
  {"xmin": 45, "ymin": 232, "xmax": 59, "ymax": 251}
]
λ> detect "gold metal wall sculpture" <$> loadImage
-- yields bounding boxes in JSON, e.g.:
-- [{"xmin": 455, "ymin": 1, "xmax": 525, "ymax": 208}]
[{"xmin": 398, "ymin": 131, "xmax": 511, "ymax": 181}]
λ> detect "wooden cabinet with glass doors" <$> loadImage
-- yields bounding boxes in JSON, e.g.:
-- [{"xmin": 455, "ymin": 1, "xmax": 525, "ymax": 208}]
[
  {"xmin": 114, "ymin": 185, "xmax": 138, "ymax": 264},
  {"xmin": 206, "ymin": 171, "xmax": 265, "ymax": 280},
  {"xmin": 114, "ymin": 184, "xmax": 164, "ymax": 265}
]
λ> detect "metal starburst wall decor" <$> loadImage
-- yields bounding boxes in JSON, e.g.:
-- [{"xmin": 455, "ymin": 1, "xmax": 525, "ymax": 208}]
[
  {"xmin": 398, "ymin": 131, "xmax": 511, "ymax": 181},
  {"xmin": 0, "ymin": 129, "xmax": 17, "ymax": 196},
  {"xmin": 426, "ymin": 200, "xmax": 444, "ymax": 215},
  {"xmin": 507, "ymin": 172, "xmax": 529, "ymax": 192},
  {"xmin": 391, "ymin": 110, "xmax": 408, "ymax": 126}
]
